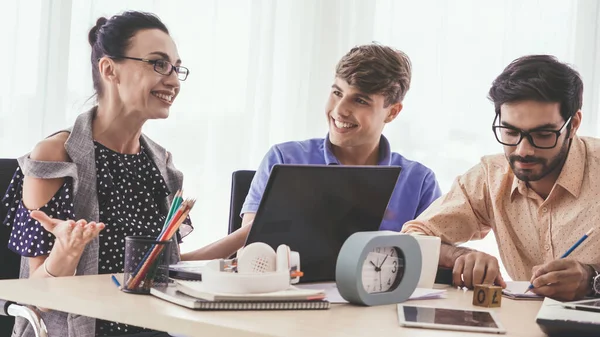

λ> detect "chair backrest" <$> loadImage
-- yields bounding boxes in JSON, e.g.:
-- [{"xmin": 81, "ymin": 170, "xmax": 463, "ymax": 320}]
[
  {"xmin": 228, "ymin": 170, "xmax": 256, "ymax": 234},
  {"xmin": 0, "ymin": 159, "xmax": 20, "ymax": 335},
  {"xmin": 0, "ymin": 159, "xmax": 18, "ymax": 205}
]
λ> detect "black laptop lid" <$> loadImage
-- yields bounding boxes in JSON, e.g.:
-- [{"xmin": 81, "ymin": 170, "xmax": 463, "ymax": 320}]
[{"xmin": 244, "ymin": 164, "xmax": 401, "ymax": 283}]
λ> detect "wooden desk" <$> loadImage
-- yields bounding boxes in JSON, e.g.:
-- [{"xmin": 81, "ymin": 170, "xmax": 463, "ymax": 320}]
[{"xmin": 0, "ymin": 275, "xmax": 545, "ymax": 337}]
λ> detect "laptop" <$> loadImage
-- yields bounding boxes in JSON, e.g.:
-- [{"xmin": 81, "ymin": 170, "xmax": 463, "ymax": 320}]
[{"xmin": 244, "ymin": 164, "xmax": 402, "ymax": 283}]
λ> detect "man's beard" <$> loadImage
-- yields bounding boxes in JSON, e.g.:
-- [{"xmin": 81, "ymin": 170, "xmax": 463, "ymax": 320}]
[{"xmin": 508, "ymin": 138, "xmax": 571, "ymax": 182}]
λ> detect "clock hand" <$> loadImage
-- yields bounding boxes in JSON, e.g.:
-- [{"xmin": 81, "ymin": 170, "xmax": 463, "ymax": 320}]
[
  {"xmin": 370, "ymin": 260, "xmax": 381, "ymax": 272},
  {"xmin": 378, "ymin": 254, "xmax": 389, "ymax": 268},
  {"xmin": 370, "ymin": 260, "xmax": 378, "ymax": 269}
]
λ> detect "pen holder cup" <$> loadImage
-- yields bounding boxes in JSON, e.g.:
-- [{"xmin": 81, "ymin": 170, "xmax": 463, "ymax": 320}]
[{"xmin": 122, "ymin": 236, "xmax": 172, "ymax": 294}]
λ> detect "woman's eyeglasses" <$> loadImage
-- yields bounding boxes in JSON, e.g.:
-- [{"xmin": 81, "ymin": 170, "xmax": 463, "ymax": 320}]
[{"xmin": 105, "ymin": 56, "xmax": 190, "ymax": 81}]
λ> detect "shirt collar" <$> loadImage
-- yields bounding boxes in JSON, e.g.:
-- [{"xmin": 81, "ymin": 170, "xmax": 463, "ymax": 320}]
[
  {"xmin": 323, "ymin": 134, "xmax": 392, "ymax": 166},
  {"xmin": 555, "ymin": 136, "xmax": 585, "ymax": 198},
  {"xmin": 510, "ymin": 136, "xmax": 585, "ymax": 200},
  {"xmin": 510, "ymin": 175, "xmax": 525, "ymax": 201}
]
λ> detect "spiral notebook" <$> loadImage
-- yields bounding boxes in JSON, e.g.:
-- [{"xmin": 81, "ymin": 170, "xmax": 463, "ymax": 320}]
[{"xmin": 150, "ymin": 285, "xmax": 330, "ymax": 311}]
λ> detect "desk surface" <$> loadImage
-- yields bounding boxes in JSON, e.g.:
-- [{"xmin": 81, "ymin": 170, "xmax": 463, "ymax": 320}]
[{"xmin": 0, "ymin": 275, "xmax": 545, "ymax": 337}]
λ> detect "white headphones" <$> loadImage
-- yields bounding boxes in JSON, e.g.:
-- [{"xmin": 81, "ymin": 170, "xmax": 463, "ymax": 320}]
[{"xmin": 201, "ymin": 242, "xmax": 302, "ymax": 294}]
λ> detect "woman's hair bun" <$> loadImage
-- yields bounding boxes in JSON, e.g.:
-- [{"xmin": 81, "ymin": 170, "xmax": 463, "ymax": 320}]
[{"xmin": 88, "ymin": 17, "xmax": 108, "ymax": 46}]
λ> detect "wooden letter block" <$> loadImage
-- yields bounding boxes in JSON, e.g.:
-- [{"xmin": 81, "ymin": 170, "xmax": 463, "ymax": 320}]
[{"xmin": 472, "ymin": 284, "xmax": 502, "ymax": 307}]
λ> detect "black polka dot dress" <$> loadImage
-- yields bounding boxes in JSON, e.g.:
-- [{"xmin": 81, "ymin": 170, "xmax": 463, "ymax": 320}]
[{"xmin": 2, "ymin": 141, "xmax": 190, "ymax": 336}]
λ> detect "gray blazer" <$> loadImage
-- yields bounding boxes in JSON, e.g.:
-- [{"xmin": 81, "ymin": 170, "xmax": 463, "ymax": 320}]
[{"xmin": 13, "ymin": 108, "xmax": 183, "ymax": 337}]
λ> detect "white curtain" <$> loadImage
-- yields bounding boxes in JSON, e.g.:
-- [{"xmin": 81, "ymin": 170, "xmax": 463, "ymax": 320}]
[{"xmin": 2, "ymin": 0, "xmax": 599, "ymax": 278}]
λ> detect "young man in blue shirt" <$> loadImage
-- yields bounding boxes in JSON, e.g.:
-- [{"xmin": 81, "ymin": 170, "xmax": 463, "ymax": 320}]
[{"xmin": 192, "ymin": 44, "xmax": 441, "ymax": 260}]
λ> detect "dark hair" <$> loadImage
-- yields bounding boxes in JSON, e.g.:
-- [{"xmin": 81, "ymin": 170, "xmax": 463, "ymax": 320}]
[
  {"xmin": 88, "ymin": 11, "xmax": 169, "ymax": 98},
  {"xmin": 488, "ymin": 55, "xmax": 583, "ymax": 121},
  {"xmin": 335, "ymin": 43, "xmax": 411, "ymax": 107}
]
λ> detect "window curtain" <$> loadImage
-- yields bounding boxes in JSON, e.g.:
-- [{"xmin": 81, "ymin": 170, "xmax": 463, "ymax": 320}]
[{"xmin": 2, "ymin": 0, "xmax": 599, "ymax": 279}]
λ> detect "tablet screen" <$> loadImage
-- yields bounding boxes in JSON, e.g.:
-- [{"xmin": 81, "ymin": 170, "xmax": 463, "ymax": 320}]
[{"xmin": 401, "ymin": 306, "xmax": 499, "ymax": 328}]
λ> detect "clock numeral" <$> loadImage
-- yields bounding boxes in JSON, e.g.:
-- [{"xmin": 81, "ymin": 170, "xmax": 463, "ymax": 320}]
[
  {"xmin": 390, "ymin": 249, "xmax": 395, "ymax": 257},
  {"xmin": 387, "ymin": 278, "xmax": 391, "ymax": 286},
  {"xmin": 392, "ymin": 260, "xmax": 397, "ymax": 273},
  {"xmin": 376, "ymin": 247, "xmax": 380, "ymax": 253}
]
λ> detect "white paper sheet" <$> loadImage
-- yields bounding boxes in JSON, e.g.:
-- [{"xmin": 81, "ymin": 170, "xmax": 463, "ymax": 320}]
[{"xmin": 296, "ymin": 282, "xmax": 446, "ymax": 304}]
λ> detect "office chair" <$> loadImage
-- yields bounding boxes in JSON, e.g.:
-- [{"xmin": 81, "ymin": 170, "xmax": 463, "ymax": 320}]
[
  {"xmin": 227, "ymin": 170, "xmax": 256, "ymax": 234},
  {"xmin": 0, "ymin": 159, "xmax": 48, "ymax": 337}
]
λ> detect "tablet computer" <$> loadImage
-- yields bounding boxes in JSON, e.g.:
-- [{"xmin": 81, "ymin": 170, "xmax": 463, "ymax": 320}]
[
  {"xmin": 562, "ymin": 298, "xmax": 600, "ymax": 313},
  {"xmin": 397, "ymin": 304, "xmax": 506, "ymax": 334},
  {"xmin": 244, "ymin": 164, "xmax": 401, "ymax": 283}
]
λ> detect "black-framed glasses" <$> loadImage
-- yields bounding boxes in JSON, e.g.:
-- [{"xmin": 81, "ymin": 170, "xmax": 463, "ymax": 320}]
[
  {"xmin": 107, "ymin": 56, "xmax": 190, "ymax": 81},
  {"xmin": 492, "ymin": 114, "xmax": 572, "ymax": 149}
]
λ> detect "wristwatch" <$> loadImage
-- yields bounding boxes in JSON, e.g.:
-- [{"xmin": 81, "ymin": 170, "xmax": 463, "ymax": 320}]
[{"xmin": 589, "ymin": 265, "xmax": 600, "ymax": 297}]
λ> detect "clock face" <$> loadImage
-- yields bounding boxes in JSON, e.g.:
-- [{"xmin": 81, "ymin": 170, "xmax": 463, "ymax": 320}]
[{"xmin": 361, "ymin": 246, "xmax": 404, "ymax": 293}]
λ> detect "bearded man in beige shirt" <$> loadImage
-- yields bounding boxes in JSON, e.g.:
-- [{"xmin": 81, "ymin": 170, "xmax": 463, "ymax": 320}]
[{"xmin": 402, "ymin": 55, "xmax": 600, "ymax": 301}]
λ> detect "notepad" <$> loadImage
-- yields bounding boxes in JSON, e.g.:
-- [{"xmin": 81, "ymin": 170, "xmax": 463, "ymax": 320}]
[
  {"xmin": 175, "ymin": 280, "xmax": 326, "ymax": 302},
  {"xmin": 151, "ymin": 285, "xmax": 330, "ymax": 310},
  {"xmin": 502, "ymin": 281, "xmax": 543, "ymax": 300}
]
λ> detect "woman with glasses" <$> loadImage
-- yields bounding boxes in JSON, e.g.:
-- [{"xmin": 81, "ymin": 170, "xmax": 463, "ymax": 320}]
[{"xmin": 2, "ymin": 11, "xmax": 192, "ymax": 337}]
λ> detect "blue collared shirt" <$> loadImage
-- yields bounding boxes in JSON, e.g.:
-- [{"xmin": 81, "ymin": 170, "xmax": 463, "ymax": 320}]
[{"xmin": 241, "ymin": 135, "xmax": 442, "ymax": 231}]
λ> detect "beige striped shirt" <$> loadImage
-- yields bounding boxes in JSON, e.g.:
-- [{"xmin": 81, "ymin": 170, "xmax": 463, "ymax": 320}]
[{"xmin": 402, "ymin": 136, "xmax": 600, "ymax": 281}]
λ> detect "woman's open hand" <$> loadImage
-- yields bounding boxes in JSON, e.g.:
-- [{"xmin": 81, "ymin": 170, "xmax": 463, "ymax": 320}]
[{"xmin": 31, "ymin": 210, "xmax": 105, "ymax": 255}]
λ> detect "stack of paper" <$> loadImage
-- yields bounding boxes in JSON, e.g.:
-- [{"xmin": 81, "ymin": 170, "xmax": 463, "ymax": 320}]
[
  {"xmin": 295, "ymin": 282, "xmax": 446, "ymax": 304},
  {"xmin": 502, "ymin": 281, "xmax": 543, "ymax": 300},
  {"xmin": 409, "ymin": 288, "xmax": 447, "ymax": 300}
]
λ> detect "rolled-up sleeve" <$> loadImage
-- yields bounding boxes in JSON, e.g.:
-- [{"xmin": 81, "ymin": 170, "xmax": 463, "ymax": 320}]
[{"xmin": 401, "ymin": 162, "xmax": 493, "ymax": 245}]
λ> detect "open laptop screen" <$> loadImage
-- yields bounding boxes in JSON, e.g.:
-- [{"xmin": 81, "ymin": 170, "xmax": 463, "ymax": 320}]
[{"xmin": 244, "ymin": 164, "xmax": 401, "ymax": 283}]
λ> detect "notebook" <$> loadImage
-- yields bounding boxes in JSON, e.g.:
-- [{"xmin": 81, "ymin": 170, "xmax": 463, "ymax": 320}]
[
  {"xmin": 501, "ymin": 281, "xmax": 543, "ymax": 300},
  {"xmin": 175, "ymin": 280, "xmax": 326, "ymax": 302},
  {"xmin": 168, "ymin": 260, "xmax": 208, "ymax": 281},
  {"xmin": 151, "ymin": 284, "xmax": 330, "ymax": 310}
]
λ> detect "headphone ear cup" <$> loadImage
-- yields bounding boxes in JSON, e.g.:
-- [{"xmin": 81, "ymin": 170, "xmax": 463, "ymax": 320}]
[
  {"xmin": 237, "ymin": 242, "xmax": 276, "ymax": 273},
  {"xmin": 276, "ymin": 245, "xmax": 291, "ymax": 272}
]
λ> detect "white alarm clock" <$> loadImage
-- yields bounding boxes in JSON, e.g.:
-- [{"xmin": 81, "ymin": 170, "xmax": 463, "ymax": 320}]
[{"xmin": 335, "ymin": 231, "xmax": 422, "ymax": 306}]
